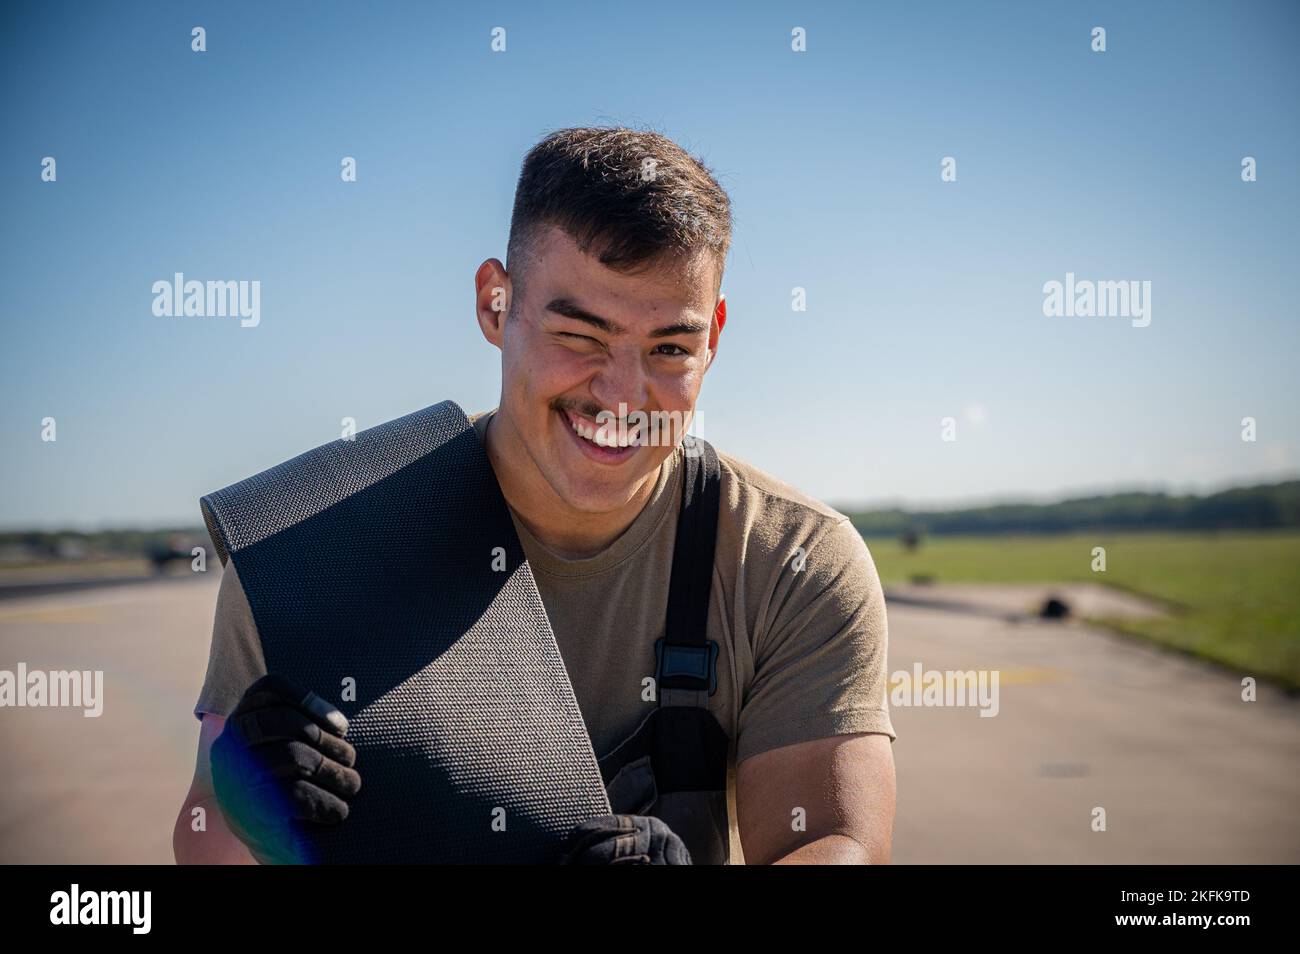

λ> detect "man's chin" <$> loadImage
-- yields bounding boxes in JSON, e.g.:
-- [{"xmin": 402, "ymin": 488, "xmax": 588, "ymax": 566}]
[
  {"xmin": 551, "ymin": 480, "xmax": 639, "ymax": 516},
  {"xmin": 542, "ymin": 457, "xmax": 660, "ymax": 515}
]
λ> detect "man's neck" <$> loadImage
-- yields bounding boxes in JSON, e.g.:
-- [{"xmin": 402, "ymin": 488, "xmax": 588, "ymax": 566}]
[{"xmin": 483, "ymin": 410, "xmax": 661, "ymax": 560}]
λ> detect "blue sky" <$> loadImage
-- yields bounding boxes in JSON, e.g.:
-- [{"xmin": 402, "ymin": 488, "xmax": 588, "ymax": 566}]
[{"xmin": 2, "ymin": 0, "xmax": 1297, "ymax": 528}]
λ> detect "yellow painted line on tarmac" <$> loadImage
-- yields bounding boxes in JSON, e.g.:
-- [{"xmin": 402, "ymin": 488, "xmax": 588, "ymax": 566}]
[
  {"xmin": 887, "ymin": 666, "xmax": 1066, "ymax": 691},
  {"xmin": 0, "ymin": 606, "xmax": 105, "ymax": 624},
  {"xmin": 996, "ymin": 666, "xmax": 1067, "ymax": 685}
]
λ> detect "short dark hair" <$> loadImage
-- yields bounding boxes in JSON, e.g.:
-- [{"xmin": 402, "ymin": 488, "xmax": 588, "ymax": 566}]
[{"xmin": 506, "ymin": 127, "xmax": 732, "ymax": 305}]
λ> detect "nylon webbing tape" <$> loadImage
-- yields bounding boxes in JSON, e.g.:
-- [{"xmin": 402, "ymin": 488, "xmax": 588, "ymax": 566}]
[{"xmin": 200, "ymin": 400, "xmax": 610, "ymax": 863}]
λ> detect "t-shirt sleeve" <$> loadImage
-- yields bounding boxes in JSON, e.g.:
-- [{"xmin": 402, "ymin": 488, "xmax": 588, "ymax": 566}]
[
  {"xmin": 736, "ymin": 516, "xmax": 895, "ymax": 764},
  {"xmin": 193, "ymin": 559, "xmax": 268, "ymax": 720}
]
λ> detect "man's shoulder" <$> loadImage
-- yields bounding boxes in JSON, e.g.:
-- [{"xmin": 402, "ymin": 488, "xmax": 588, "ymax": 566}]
[
  {"xmin": 709, "ymin": 446, "xmax": 881, "ymax": 658},
  {"xmin": 713, "ymin": 447, "xmax": 856, "ymax": 555},
  {"xmin": 469, "ymin": 409, "xmax": 494, "ymax": 443},
  {"xmin": 716, "ymin": 448, "xmax": 847, "ymax": 522}
]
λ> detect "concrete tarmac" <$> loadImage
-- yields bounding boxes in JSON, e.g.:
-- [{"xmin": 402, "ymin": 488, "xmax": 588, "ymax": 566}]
[{"xmin": 0, "ymin": 573, "xmax": 1296, "ymax": 863}]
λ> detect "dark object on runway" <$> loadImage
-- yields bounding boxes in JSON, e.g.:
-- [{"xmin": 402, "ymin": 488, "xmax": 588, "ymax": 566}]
[
  {"xmin": 200, "ymin": 400, "xmax": 610, "ymax": 863},
  {"xmin": 148, "ymin": 534, "xmax": 206, "ymax": 573},
  {"xmin": 1040, "ymin": 596, "xmax": 1071, "ymax": 620}
]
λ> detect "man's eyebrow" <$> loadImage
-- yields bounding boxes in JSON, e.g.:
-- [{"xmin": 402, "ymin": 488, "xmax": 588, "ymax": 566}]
[
  {"xmin": 545, "ymin": 298, "xmax": 622, "ymax": 335},
  {"xmin": 545, "ymin": 297, "xmax": 709, "ymax": 339},
  {"xmin": 648, "ymin": 319, "xmax": 709, "ymax": 339}
]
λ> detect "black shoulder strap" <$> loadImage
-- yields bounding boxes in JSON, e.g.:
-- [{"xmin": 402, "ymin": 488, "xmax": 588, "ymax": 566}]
[{"xmin": 656, "ymin": 435, "xmax": 721, "ymax": 708}]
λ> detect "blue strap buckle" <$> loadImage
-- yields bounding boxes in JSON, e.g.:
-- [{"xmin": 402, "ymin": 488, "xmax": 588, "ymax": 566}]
[{"xmin": 654, "ymin": 638, "xmax": 718, "ymax": 695}]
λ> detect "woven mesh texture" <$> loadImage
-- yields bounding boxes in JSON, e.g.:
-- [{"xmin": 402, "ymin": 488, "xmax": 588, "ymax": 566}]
[{"xmin": 200, "ymin": 400, "xmax": 610, "ymax": 863}]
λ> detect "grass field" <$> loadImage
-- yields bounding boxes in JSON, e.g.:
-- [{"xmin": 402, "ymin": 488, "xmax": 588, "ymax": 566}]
[{"xmin": 865, "ymin": 531, "xmax": 1300, "ymax": 691}]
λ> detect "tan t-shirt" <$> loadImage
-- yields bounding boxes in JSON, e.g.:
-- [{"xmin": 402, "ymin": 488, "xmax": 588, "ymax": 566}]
[{"xmin": 194, "ymin": 410, "xmax": 895, "ymax": 862}]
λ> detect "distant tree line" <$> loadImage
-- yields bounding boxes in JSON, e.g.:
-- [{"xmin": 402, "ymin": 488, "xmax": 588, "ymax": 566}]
[
  {"xmin": 5, "ymin": 479, "xmax": 1300, "ymax": 553},
  {"xmin": 0, "ymin": 528, "xmax": 206, "ymax": 559},
  {"xmin": 845, "ymin": 480, "xmax": 1300, "ymax": 537}
]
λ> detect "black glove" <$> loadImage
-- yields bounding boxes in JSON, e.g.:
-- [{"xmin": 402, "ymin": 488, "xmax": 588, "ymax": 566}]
[
  {"xmin": 209, "ymin": 674, "xmax": 360, "ymax": 865},
  {"xmin": 562, "ymin": 813, "xmax": 692, "ymax": 865}
]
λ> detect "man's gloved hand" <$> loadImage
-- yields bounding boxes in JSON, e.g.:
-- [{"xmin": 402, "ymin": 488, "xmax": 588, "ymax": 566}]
[
  {"xmin": 562, "ymin": 813, "xmax": 692, "ymax": 865},
  {"xmin": 209, "ymin": 674, "xmax": 360, "ymax": 865}
]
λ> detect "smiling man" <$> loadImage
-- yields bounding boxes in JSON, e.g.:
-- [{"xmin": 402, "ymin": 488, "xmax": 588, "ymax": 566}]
[{"xmin": 175, "ymin": 127, "xmax": 896, "ymax": 865}]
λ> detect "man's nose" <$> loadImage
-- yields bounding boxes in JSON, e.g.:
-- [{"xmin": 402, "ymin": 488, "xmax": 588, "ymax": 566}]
[{"xmin": 589, "ymin": 352, "xmax": 649, "ymax": 415}]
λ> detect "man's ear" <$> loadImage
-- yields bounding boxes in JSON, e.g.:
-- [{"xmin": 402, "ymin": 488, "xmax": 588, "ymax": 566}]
[
  {"xmin": 475, "ymin": 259, "xmax": 511, "ymax": 347},
  {"xmin": 706, "ymin": 293, "xmax": 726, "ymax": 367}
]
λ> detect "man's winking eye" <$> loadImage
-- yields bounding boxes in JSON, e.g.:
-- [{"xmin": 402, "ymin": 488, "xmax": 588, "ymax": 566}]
[{"xmin": 545, "ymin": 296, "xmax": 706, "ymax": 358}]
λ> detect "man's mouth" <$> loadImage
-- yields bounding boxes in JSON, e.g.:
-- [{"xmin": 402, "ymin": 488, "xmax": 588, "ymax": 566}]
[{"xmin": 558, "ymin": 408, "xmax": 642, "ymax": 464}]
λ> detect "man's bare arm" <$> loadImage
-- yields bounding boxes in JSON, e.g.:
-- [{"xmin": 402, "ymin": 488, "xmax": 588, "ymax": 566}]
[
  {"xmin": 736, "ymin": 732, "xmax": 896, "ymax": 865},
  {"xmin": 172, "ymin": 714, "xmax": 257, "ymax": 865}
]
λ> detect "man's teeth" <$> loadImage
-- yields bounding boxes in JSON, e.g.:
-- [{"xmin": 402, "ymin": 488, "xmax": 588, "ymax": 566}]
[{"xmin": 569, "ymin": 412, "xmax": 641, "ymax": 448}]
